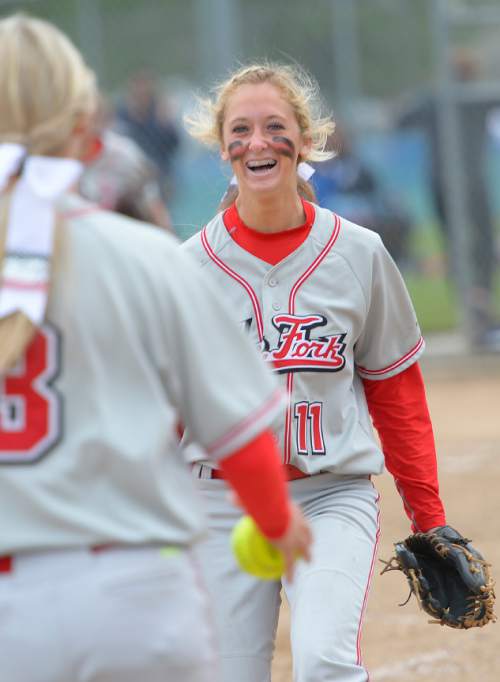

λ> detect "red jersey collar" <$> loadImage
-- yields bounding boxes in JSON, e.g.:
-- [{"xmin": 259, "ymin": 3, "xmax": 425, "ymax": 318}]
[{"xmin": 223, "ymin": 198, "xmax": 315, "ymax": 266}]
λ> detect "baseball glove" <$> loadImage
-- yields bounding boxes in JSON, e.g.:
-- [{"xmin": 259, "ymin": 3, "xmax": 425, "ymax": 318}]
[{"xmin": 381, "ymin": 525, "xmax": 496, "ymax": 629}]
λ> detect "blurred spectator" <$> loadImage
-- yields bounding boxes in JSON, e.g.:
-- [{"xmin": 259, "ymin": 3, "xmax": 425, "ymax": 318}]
[
  {"xmin": 313, "ymin": 124, "xmax": 413, "ymax": 268},
  {"xmin": 79, "ymin": 97, "xmax": 174, "ymax": 231},
  {"xmin": 394, "ymin": 49, "xmax": 500, "ymax": 349},
  {"xmin": 115, "ymin": 69, "xmax": 181, "ymax": 202}
]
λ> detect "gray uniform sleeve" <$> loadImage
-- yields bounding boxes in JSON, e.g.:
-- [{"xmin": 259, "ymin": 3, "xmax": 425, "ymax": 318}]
[
  {"xmin": 354, "ymin": 236, "xmax": 424, "ymax": 380},
  {"xmin": 151, "ymin": 244, "xmax": 283, "ymax": 460}
]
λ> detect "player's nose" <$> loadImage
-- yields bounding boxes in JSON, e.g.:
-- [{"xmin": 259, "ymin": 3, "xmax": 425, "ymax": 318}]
[{"xmin": 248, "ymin": 130, "xmax": 268, "ymax": 152}]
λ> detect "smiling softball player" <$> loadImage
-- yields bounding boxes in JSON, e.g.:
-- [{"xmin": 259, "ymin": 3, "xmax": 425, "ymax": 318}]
[{"xmin": 180, "ymin": 62, "xmax": 456, "ymax": 682}]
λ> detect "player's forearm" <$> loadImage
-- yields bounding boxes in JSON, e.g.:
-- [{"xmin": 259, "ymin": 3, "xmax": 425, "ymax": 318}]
[
  {"xmin": 219, "ymin": 429, "xmax": 290, "ymax": 540},
  {"xmin": 393, "ymin": 477, "xmax": 446, "ymax": 532},
  {"xmin": 362, "ymin": 362, "xmax": 446, "ymax": 532}
]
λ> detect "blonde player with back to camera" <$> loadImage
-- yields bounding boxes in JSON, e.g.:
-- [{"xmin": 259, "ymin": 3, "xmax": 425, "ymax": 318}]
[
  {"xmin": 0, "ymin": 17, "xmax": 312, "ymax": 682},
  {"xmin": 180, "ymin": 62, "xmax": 492, "ymax": 682}
]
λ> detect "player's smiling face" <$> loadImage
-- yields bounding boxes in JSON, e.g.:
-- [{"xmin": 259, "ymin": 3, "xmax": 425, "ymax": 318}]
[{"xmin": 221, "ymin": 82, "xmax": 310, "ymax": 196}]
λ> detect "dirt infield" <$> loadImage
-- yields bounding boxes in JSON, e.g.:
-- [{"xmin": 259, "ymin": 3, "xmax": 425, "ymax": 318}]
[{"xmin": 272, "ymin": 360, "xmax": 500, "ymax": 681}]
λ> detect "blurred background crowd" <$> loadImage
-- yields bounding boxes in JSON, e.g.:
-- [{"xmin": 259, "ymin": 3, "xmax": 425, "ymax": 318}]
[{"xmin": 4, "ymin": 0, "xmax": 500, "ymax": 351}]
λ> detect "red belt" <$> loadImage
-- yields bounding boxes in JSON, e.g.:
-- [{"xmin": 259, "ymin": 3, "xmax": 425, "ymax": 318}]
[
  {"xmin": 206, "ymin": 463, "xmax": 309, "ymax": 482},
  {"xmin": 0, "ymin": 556, "xmax": 12, "ymax": 574},
  {"xmin": 0, "ymin": 544, "xmax": 116, "ymax": 575}
]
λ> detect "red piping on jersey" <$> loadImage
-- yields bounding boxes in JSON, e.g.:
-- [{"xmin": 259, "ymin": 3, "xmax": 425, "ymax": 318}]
[
  {"xmin": 1, "ymin": 279, "xmax": 48, "ymax": 291},
  {"xmin": 283, "ymin": 212, "xmax": 341, "ymax": 463},
  {"xmin": 283, "ymin": 373, "xmax": 294, "ymax": 465},
  {"xmin": 288, "ymin": 213, "xmax": 341, "ymax": 314},
  {"xmin": 205, "ymin": 387, "xmax": 283, "ymax": 458},
  {"xmin": 356, "ymin": 491, "xmax": 381, "ymax": 670},
  {"xmin": 60, "ymin": 204, "xmax": 101, "ymax": 220},
  {"xmin": 201, "ymin": 227, "xmax": 264, "ymax": 342},
  {"xmin": 190, "ymin": 552, "xmax": 219, "ymax": 660},
  {"xmin": 357, "ymin": 336, "xmax": 424, "ymax": 376},
  {"xmin": 201, "ymin": 211, "xmax": 341, "ymax": 465}
]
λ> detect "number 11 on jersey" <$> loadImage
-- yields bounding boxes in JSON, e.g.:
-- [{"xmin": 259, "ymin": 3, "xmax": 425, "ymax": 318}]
[{"xmin": 293, "ymin": 401, "xmax": 325, "ymax": 455}]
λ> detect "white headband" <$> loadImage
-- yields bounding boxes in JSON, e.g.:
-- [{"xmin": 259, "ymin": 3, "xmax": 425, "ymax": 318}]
[
  {"xmin": 0, "ymin": 143, "xmax": 83, "ymax": 325},
  {"xmin": 228, "ymin": 161, "xmax": 315, "ymax": 188}
]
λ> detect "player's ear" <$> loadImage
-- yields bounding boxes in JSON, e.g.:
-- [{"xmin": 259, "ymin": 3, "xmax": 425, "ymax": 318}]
[
  {"xmin": 220, "ymin": 146, "xmax": 229, "ymax": 162},
  {"xmin": 299, "ymin": 134, "xmax": 312, "ymax": 161}
]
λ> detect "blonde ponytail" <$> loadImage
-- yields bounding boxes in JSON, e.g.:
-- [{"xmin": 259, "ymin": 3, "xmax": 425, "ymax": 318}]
[
  {"xmin": 0, "ymin": 14, "xmax": 96, "ymax": 372},
  {"xmin": 0, "ymin": 194, "xmax": 36, "ymax": 374},
  {"xmin": 0, "ymin": 14, "xmax": 97, "ymax": 155}
]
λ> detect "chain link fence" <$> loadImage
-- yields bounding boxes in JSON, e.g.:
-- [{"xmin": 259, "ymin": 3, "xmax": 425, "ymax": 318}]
[{"xmin": 3, "ymin": 0, "xmax": 500, "ymax": 348}]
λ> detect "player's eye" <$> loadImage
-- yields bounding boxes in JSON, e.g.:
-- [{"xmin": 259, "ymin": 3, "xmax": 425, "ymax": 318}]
[
  {"xmin": 232, "ymin": 125, "xmax": 249, "ymax": 134},
  {"xmin": 268, "ymin": 121, "xmax": 285, "ymax": 131}
]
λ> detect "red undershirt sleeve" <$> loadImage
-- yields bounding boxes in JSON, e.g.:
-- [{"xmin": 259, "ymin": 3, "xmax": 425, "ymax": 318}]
[
  {"xmin": 219, "ymin": 429, "xmax": 291, "ymax": 540},
  {"xmin": 362, "ymin": 362, "xmax": 446, "ymax": 532}
]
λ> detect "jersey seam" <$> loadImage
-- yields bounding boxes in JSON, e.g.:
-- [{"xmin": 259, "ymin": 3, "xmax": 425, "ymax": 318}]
[
  {"xmin": 328, "ymin": 249, "xmax": 370, "ymax": 318},
  {"xmin": 197, "ymin": 228, "xmax": 235, "ymax": 267}
]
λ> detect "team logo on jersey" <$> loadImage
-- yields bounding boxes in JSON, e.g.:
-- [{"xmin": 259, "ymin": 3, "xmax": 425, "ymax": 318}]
[{"xmin": 261, "ymin": 314, "xmax": 346, "ymax": 373}]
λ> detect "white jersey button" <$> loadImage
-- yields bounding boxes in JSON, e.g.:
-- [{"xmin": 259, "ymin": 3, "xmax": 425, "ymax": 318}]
[
  {"xmin": 268, "ymin": 278, "xmax": 278, "ymax": 287},
  {"xmin": 272, "ymin": 302, "xmax": 281, "ymax": 311}
]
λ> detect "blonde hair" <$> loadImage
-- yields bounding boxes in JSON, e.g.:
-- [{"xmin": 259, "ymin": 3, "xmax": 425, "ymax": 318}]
[
  {"xmin": 0, "ymin": 14, "xmax": 97, "ymax": 372},
  {"xmin": 185, "ymin": 61, "xmax": 335, "ymax": 210},
  {"xmin": 0, "ymin": 14, "xmax": 97, "ymax": 155},
  {"xmin": 0, "ymin": 194, "xmax": 37, "ymax": 373},
  {"xmin": 186, "ymin": 61, "xmax": 335, "ymax": 161}
]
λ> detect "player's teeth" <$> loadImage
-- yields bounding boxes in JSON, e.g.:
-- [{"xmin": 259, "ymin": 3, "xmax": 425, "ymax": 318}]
[{"xmin": 247, "ymin": 160, "xmax": 277, "ymax": 169}]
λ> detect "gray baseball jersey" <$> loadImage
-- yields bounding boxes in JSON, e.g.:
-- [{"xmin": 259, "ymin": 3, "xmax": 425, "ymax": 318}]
[
  {"xmin": 0, "ymin": 194, "xmax": 282, "ymax": 554},
  {"xmin": 182, "ymin": 203, "xmax": 424, "ymax": 476}
]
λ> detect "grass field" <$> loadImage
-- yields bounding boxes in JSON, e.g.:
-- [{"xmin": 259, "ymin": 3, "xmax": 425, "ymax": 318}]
[
  {"xmin": 404, "ymin": 223, "xmax": 500, "ymax": 334},
  {"xmin": 407, "ymin": 274, "xmax": 458, "ymax": 332}
]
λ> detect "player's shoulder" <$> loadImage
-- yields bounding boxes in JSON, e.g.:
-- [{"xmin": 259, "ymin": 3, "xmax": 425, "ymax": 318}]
[
  {"xmin": 337, "ymin": 215, "xmax": 384, "ymax": 254},
  {"xmin": 58, "ymin": 193, "xmax": 189, "ymax": 288},
  {"xmin": 181, "ymin": 210, "xmax": 229, "ymax": 265},
  {"xmin": 181, "ymin": 228, "xmax": 204, "ymax": 257},
  {"xmin": 61, "ymin": 194, "xmax": 178, "ymax": 253},
  {"xmin": 312, "ymin": 203, "xmax": 384, "ymax": 256},
  {"xmin": 311, "ymin": 203, "xmax": 394, "ymax": 292}
]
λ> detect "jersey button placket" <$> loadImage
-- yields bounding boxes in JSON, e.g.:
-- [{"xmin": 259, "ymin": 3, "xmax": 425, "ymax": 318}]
[{"xmin": 263, "ymin": 271, "xmax": 282, "ymax": 316}]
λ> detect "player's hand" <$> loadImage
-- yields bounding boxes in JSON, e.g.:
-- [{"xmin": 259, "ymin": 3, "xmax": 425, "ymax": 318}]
[{"xmin": 269, "ymin": 502, "xmax": 312, "ymax": 582}]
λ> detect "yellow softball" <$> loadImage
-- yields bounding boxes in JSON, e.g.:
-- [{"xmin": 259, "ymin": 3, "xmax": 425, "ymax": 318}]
[{"xmin": 231, "ymin": 515, "xmax": 285, "ymax": 580}]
